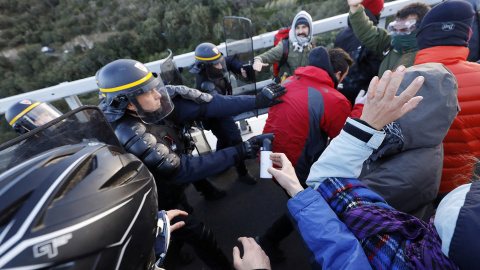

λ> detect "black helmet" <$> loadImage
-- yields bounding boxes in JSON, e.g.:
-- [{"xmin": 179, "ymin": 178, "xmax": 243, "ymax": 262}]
[
  {"xmin": 5, "ymin": 99, "xmax": 62, "ymax": 134},
  {"xmin": 190, "ymin": 43, "xmax": 228, "ymax": 80},
  {"xmin": 96, "ymin": 59, "xmax": 174, "ymax": 123},
  {"xmin": 194, "ymin": 42, "xmax": 224, "ymax": 66},
  {"xmin": 0, "ymin": 142, "xmax": 159, "ymax": 269}
]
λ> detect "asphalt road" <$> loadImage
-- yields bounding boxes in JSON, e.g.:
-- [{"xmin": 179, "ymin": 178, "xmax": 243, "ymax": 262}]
[{"xmin": 178, "ymin": 158, "xmax": 311, "ymax": 270}]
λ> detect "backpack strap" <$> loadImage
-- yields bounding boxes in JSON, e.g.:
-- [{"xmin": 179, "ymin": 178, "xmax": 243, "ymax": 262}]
[
  {"xmin": 276, "ymin": 37, "xmax": 290, "ymax": 74},
  {"xmin": 382, "ymin": 43, "xmax": 394, "ymax": 58}
]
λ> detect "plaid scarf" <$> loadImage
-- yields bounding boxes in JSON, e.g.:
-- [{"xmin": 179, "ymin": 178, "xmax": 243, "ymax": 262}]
[{"xmin": 318, "ymin": 178, "xmax": 458, "ymax": 270}]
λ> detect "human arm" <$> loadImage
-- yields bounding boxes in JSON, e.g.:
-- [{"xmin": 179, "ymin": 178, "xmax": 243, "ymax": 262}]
[
  {"xmin": 349, "ymin": 4, "xmax": 392, "ymax": 55},
  {"xmin": 253, "ymin": 41, "xmax": 285, "ymax": 72},
  {"xmin": 174, "ymin": 134, "xmax": 274, "ymax": 184},
  {"xmin": 233, "ymin": 237, "xmax": 271, "ymax": 270},
  {"xmin": 172, "ymin": 84, "xmax": 286, "ymax": 123}
]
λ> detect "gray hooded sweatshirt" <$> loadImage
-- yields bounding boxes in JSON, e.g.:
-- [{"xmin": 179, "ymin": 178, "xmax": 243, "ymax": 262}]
[{"xmin": 359, "ymin": 63, "xmax": 459, "ymax": 221}]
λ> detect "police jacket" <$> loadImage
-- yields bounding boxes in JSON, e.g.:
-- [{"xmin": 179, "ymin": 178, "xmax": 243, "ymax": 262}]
[
  {"xmin": 111, "ymin": 92, "xmax": 256, "ymax": 208},
  {"xmin": 415, "ymin": 46, "xmax": 480, "ymax": 194}
]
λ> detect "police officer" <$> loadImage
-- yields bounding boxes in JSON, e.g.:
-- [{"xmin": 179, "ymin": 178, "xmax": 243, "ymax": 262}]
[
  {"xmin": 96, "ymin": 59, "xmax": 286, "ymax": 269},
  {"xmin": 190, "ymin": 42, "xmax": 256, "ymax": 185},
  {"xmin": 5, "ymin": 99, "xmax": 62, "ymax": 134}
]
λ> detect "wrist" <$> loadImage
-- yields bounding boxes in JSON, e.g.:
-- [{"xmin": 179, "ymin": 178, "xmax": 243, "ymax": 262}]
[
  {"xmin": 286, "ymin": 183, "xmax": 304, "ymax": 198},
  {"xmin": 254, "ymin": 57, "xmax": 262, "ymax": 63},
  {"xmin": 350, "ymin": 4, "xmax": 360, "ymax": 13}
]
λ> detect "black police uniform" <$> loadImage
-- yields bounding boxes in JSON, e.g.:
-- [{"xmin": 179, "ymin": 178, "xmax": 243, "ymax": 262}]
[
  {"xmin": 195, "ymin": 56, "xmax": 254, "ymax": 181},
  {"xmin": 110, "ymin": 88, "xmax": 257, "ymax": 269}
]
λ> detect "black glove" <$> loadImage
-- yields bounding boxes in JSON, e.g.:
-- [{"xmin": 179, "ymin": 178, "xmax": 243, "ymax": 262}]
[
  {"xmin": 234, "ymin": 133, "xmax": 274, "ymax": 160},
  {"xmin": 255, "ymin": 83, "xmax": 287, "ymax": 109}
]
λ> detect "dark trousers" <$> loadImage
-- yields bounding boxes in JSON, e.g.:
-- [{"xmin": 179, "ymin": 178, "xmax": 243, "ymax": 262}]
[{"xmin": 162, "ymin": 192, "xmax": 231, "ymax": 270}]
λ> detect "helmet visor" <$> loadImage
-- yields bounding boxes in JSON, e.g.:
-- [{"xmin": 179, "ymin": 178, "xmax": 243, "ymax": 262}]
[
  {"xmin": 128, "ymin": 78, "xmax": 174, "ymax": 124},
  {"xmin": 205, "ymin": 56, "xmax": 228, "ymax": 81},
  {"xmin": 17, "ymin": 102, "xmax": 62, "ymax": 132}
]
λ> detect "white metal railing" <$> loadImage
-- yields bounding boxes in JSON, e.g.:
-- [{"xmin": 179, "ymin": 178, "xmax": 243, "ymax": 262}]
[{"xmin": 0, "ymin": 0, "xmax": 441, "ymax": 115}]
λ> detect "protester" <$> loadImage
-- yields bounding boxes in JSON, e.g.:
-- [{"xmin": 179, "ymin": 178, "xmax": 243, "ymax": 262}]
[
  {"xmin": 335, "ymin": 0, "xmax": 383, "ymax": 105},
  {"xmin": 268, "ymin": 65, "xmax": 472, "ymax": 269},
  {"xmin": 256, "ymin": 46, "xmax": 364, "ymax": 263},
  {"xmin": 347, "ymin": 0, "xmax": 430, "ymax": 76},
  {"xmin": 414, "ymin": 0, "xmax": 480, "ymax": 202},
  {"xmin": 253, "ymin": 11, "xmax": 314, "ymax": 80},
  {"xmin": 359, "ymin": 63, "xmax": 459, "ymax": 221}
]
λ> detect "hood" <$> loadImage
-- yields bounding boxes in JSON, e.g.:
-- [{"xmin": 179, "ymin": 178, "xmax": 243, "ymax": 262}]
[
  {"xmin": 396, "ymin": 63, "xmax": 459, "ymax": 151},
  {"xmin": 289, "ymin": 11, "xmax": 313, "ymax": 47},
  {"xmin": 371, "ymin": 63, "xmax": 459, "ymax": 159}
]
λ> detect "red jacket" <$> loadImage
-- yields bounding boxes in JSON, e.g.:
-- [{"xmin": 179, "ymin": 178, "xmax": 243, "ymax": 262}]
[
  {"xmin": 263, "ymin": 66, "xmax": 363, "ymax": 182},
  {"xmin": 415, "ymin": 46, "xmax": 480, "ymax": 193}
]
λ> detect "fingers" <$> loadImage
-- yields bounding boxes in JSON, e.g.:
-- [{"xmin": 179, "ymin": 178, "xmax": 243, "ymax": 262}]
[
  {"xmin": 366, "ymin": 76, "xmax": 378, "ymax": 101},
  {"xmin": 170, "ymin": 221, "xmax": 185, "ymax": 232},
  {"xmin": 267, "ymin": 167, "xmax": 281, "ymax": 178},
  {"xmin": 237, "ymin": 237, "xmax": 253, "ymax": 248},
  {"xmin": 373, "ymin": 70, "xmax": 392, "ymax": 100},
  {"xmin": 232, "ymin": 246, "xmax": 241, "ymax": 263},
  {"xmin": 397, "ymin": 75, "xmax": 424, "ymax": 106},
  {"xmin": 401, "ymin": 96, "xmax": 424, "ymax": 115},
  {"xmin": 384, "ymin": 65, "xmax": 406, "ymax": 99},
  {"xmin": 357, "ymin": 89, "xmax": 366, "ymax": 98},
  {"xmin": 166, "ymin": 209, "xmax": 188, "ymax": 221}
]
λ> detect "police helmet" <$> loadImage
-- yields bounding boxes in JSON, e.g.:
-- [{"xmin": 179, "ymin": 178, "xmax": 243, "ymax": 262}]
[
  {"xmin": 96, "ymin": 59, "xmax": 174, "ymax": 124},
  {"xmin": 5, "ymin": 99, "xmax": 62, "ymax": 134},
  {"xmin": 191, "ymin": 43, "xmax": 228, "ymax": 80},
  {"xmin": 194, "ymin": 42, "xmax": 225, "ymax": 66},
  {"xmin": 0, "ymin": 142, "xmax": 159, "ymax": 269}
]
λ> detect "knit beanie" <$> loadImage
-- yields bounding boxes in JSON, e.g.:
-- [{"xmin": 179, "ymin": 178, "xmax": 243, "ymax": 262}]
[
  {"xmin": 308, "ymin": 46, "xmax": 338, "ymax": 88},
  {"xmin": 295, "ymin": 17, "xmax": 309, "ymax": 28},
  {"xmin": 435, "ymin": 180, "xmax": 480, "ymax": 269},
  {"xmin": 416, "ymin": 0, "xmax": 475, "ymax": 50},
  {"xmin": 362, "ymin": 0, "xmax": 384, "ymax": 16}
]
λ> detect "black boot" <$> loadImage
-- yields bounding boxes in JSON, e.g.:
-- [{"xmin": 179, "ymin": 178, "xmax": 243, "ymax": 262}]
[
  {"xmin": 192, "ymin": 224, "xmax": 233, "ymax": 269},
  {"xmin": 193, "ymin": 179, "xmax": 226, "ymax": 201}
]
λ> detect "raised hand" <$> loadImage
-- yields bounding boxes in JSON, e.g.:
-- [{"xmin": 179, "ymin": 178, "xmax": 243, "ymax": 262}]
[
  {"xmin": 348, "ymin": 0, "xmax": 364, "ymax": 12},
  {"xmin": 360, "ymin": 65, "xmax": 424, "ymax": 130}
]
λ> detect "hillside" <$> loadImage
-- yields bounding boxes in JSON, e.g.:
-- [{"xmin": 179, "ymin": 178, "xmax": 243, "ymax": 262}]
[{"xmin": 0, "ymin": 0, "xmax": 354, "ymax": 143}]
